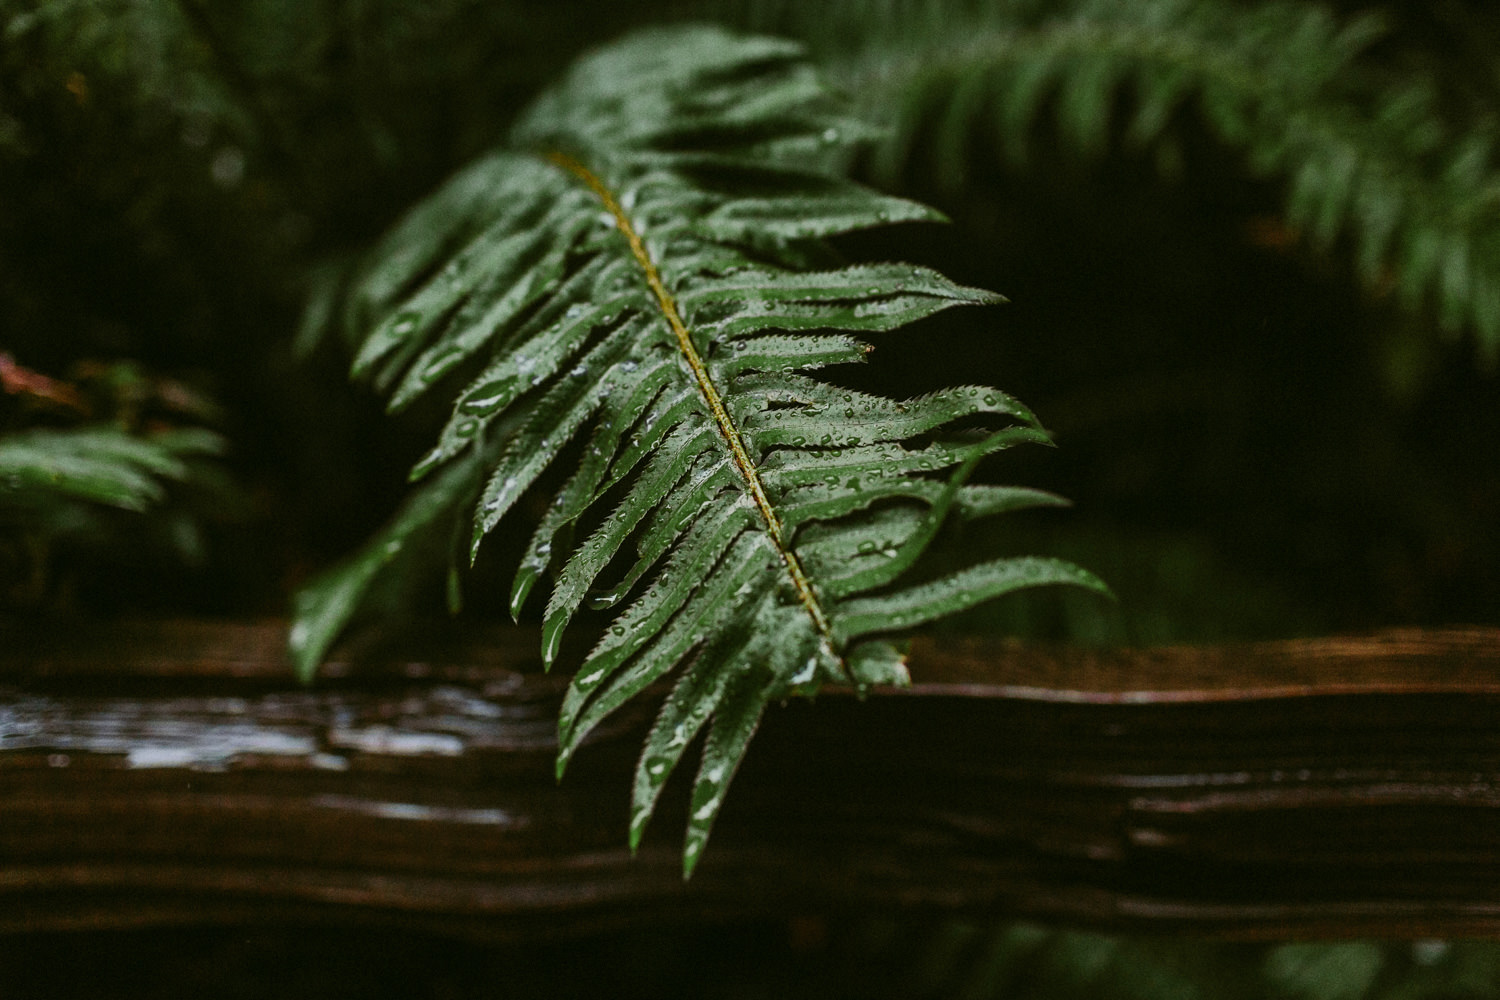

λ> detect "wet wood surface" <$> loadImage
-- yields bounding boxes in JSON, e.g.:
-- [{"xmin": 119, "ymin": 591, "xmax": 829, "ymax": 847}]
[{"xmin": 2, "ymin": 619, "xmax": 1499, "ymax": 939}]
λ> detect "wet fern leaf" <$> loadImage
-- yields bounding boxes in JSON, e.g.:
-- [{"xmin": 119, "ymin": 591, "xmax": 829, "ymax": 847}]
[{"xmin": 290, "ymin": 25, "xmax": 1108, "ymax": 875}]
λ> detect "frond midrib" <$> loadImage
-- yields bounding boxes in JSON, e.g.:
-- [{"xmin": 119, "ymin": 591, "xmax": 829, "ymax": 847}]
[{"xmin": 544, "ymin": 150, "xmax": 839, "ymax": 660}]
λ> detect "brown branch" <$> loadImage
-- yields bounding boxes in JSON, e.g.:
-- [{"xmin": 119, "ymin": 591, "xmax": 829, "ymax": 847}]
[{"xmin": 3, "ymin": 619, "xmax": 1499, "ymax": 939}]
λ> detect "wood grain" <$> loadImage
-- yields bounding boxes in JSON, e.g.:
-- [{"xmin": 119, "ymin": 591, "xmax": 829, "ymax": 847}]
[{"xmin": 3, "ymin": 619, "xmax": 1499, "ymax": 939}]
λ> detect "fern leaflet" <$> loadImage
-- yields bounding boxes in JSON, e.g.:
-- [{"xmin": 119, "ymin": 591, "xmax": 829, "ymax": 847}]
[{"xmin": 290, "ymin": 25, "xmax": 1107, "ymax": 875}]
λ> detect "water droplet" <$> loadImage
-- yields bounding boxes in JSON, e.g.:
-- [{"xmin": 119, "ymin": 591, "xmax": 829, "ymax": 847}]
[
  {"xmin": 541, "ymin": 617, "xmax": 566, "ymax": 667},
  {"xmin": 821, "ymin": 127, "xmax": 840, "ymax": 143},
  {"xmin": 791, "ymin": 656, "xmax": 818, "ymax": 685},
  {"xmin": 391, "ymin": 310, "xmax": 420, "ymax": 336}
]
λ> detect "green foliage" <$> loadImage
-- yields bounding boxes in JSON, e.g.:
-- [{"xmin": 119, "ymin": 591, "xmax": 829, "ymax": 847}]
[
  {"xmin": 720, "ymin": 0, "xmax": 1500, "ymax": 360},
  {"xmin": 873, "ymin": 921, "xmax": 1500, "ymax": 1000},
  {"xmin": 292, "ymin": 25, "xmax": 1107, "ymax": 874},
  {"xmin": 3, "ymin": 1, "xmax": 1500, "ymax": 993},
  {"xmin": 0, "ymin": 424, "xmax": 223, "ymax": 514},
  {"xmin": 0, "ymin": 355, "xmax": 235, "ymax": 608}
]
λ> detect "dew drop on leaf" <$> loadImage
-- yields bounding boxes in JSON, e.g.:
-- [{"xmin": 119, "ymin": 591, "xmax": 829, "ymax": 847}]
[
  {"xmin": 392, "ymin": 310, "xmax": 420, "ymax": 336},
  {"xmin": 790, "ymin": 656, "xmax": 817, "ymax": 685}
]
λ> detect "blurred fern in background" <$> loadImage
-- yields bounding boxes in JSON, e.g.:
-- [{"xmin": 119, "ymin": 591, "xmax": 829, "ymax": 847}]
[{"xmin": 719, "ymin": 0, "xmax": 1500, "ymax": 361}]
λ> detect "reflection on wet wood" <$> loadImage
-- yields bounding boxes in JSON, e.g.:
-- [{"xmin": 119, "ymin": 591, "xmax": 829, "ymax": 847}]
[{"xmin": 3, "ymin": 619, "xmax": 1499, "ymax": 939}]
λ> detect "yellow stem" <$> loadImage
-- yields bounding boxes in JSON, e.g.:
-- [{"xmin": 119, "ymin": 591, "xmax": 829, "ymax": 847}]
[{"xmin": 547, "ymin": 151, "xmax": 836, "ymax": 652}]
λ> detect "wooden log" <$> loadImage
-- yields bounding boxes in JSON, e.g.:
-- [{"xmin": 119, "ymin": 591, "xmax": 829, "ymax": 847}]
[{"xmin": 2, "ymin": 619, "xmax": 1499, "ymax": 939}]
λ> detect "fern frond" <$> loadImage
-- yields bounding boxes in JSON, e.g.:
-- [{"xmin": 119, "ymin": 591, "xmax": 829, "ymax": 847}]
[
  {"xmin": 0, "ymin": 425, "xmax": 224, "ymax": 515},
  {"xmin": 723, "ymin": 0, "xmax": 1500, "ymax": 360},
  {"xmin": 291, "ymin": 25, "xmax": 1107, "ymax": 875}
]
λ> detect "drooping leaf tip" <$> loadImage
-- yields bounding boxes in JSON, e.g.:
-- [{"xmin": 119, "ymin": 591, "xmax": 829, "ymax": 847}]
[{"xmin": 510, "ymin": 567, "xmax": 537, "ymax": 622}]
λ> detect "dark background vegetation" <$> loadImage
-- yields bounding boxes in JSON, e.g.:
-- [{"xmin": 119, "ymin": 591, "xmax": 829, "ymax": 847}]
[
  {"xmin": 2, "ymin": 0, "xmax": 1498, "ymax": 996},
  {"xmin": 4, "ymin": 0, "xmax": 1496, "ymax": 639}
]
